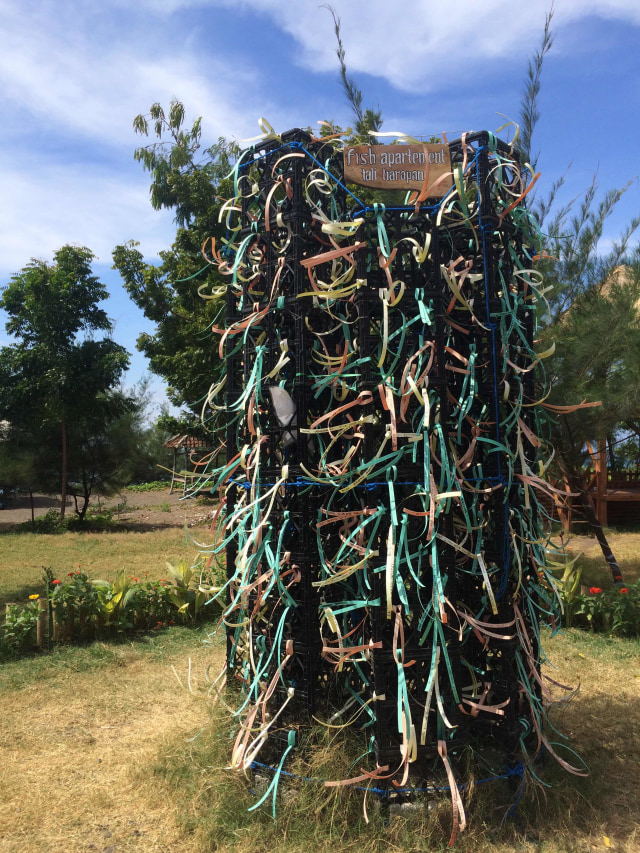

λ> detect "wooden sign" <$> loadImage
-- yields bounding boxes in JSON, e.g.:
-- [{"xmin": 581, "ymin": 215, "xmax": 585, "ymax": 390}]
[{"xmin": 343, "ymin": 143, "xmax": 452, "ymax": 196}]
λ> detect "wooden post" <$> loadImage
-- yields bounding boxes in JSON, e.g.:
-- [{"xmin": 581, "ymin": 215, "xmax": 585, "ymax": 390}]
[
  {"xmin": 169, "ymin": 447, "xmax": 178, "ymax": 494},
  {"xmin": 36, "ymin": 598, "xmax": 48, "ymax": 647},
  {"xmin": 596, "ymin": 436, "xmax": 608, "ymax": 527}
]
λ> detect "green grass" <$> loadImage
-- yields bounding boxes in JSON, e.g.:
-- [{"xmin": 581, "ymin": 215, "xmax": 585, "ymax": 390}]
[
  {"xmin": 125, "ymin": 481, "xmax": 172, "ymax": 492},
  {"xmin": 0, "ymin": 528, "xmax": 200, "ymax": 609},
  {"xmin": 0, "ymin": 624, "xmax": 219, "ymax": 693}
]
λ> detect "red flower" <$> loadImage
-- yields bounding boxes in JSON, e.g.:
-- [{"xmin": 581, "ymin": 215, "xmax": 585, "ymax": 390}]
[
  {"xmin": 589, "ymin": 587, "xmax": 603, "ymax": 594},
  {"xmin": 68, "ymin": 572, "xmax": 75, "ymax": 577},
  {"xmin": 52, "ymin": 579, "xmax": 61, "ymax": 585},
  {"xmin": 619, "ymin": 587, "xmax": 628, "ymax": 594}
]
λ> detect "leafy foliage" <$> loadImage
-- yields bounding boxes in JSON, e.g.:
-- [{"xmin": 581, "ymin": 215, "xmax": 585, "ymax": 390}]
[
  {"xmin": 113, "ymin": 100, "xmax": 239, "ymax": 417},
  {"xmin": 519, "ymin": 13, "xmax": 640, "ymax": 580},
  {"xmin": 323, "ymin": 5, "xmax": 382, "ymax": 142},
  {"xmin": 124, "ymin": 480, "xmax": 171, "ymax": 492},
  {"xmin": 517, "ymin": 8, "xmax": 554, "ymax": 169},
  {"xmin": 529, "ymin": 170, "xmax": 640, "ymax": 485},
  {"xmin": 0, "ymin": 246, "xmax": 144, "ymax": 520},
  {"xmin": 0, "ymin": 563, "xmax": 224, "ymax": 660},
  {"xmin": 573, "ymin": 581, "xmax": 640, "ymax": 636}
]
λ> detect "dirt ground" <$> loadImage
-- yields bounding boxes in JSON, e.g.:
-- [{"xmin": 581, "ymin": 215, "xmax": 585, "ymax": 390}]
[{"xmin": 0, "ymin": 488, "xmax": 215, "ymax": 534}]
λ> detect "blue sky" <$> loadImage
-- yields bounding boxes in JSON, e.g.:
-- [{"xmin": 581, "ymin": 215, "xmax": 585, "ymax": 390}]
[{"xmin": 1, "ymin": 0, "xmax": 639, "ymax": 415}]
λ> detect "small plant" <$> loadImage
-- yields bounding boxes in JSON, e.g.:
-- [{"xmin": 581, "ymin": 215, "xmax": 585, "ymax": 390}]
[
  {"xmin": 93, "ymin": 569, "xmax": 137, "ymax": 632},
  {"xmin": 165, "ymin": 559, "xmax": 206, "ymax": 619},
  {"xmin": 0, "ymin": 558, "xmax": 225, "ymax": 659},
  {"xmin": 573, "ymin": 580, "xmax": 640, "ymax": 636},
  {"xmin": 1, "ymin": 600, "xmax": 40, "ymax": 655},
  {"xmin": 10, "ymin": 508, "xmax": 68, "ymax": 535},
  {"xmin": 50, "ymin": 569, "xmax": 102, "ymax": 637},
  {"xmin": 126, "ymin": 579, "xmax": 175, "ymax": 629},
  {"xmin": 547, "ymin": 549, "xmax": 583, "ymax": 628}
]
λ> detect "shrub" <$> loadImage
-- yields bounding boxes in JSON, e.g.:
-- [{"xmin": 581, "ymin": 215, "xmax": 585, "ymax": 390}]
[
  {"xmin": 573, "ymin": 581, "xmax": 640, "ymax": 637},
  {"xmin": 125, "ymin": 481, "xmax": 171, "ymax": 492},
  {"xmin": 0, "ymin": 561, "xmax": 224, "ymax": 659},
  {"xmin": 1, "ymin": 599, "xmax": 40, "ymax": 656}
]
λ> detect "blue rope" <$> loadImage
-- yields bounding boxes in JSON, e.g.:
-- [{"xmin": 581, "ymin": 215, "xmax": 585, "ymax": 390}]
[
  {"xmin": 250, "ymin": 759, "xmax": 525, "ymax": 798},
  {"xmin": 229, "ymin": 477, "xmax": 505, "ymax": 490}
]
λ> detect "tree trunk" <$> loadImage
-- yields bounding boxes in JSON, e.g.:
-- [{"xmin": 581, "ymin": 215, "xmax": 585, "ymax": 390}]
[
  {"xmin": 29, "ymin": 489, "xmax": 35, "ymax": 530},
  {"xmin": 566, "ymin": 473, "xmax": 624, "ymax": 585},
  {"xmin": 77, "ymin": 492, "xmax": 90, "ymax": 523},
  {"xmin": 60, "ymin": 418, "xmax": 67, "ymax": 521}
]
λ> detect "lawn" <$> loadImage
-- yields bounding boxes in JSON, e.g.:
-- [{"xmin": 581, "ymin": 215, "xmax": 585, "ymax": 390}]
[
  {"xmin": 0, "ymin": 527, "xmax": 638, "ymax": 852},
  {"xmin": 0, "ymin": 528, "xmax": 198, "ymax": 608},
  {"xmin": 564, "ymin": 529, "xmax": 640, "ymax": 589},
  {"xmin": 0, "ymin": 628, "xmax": 224, "ymax": 853}
]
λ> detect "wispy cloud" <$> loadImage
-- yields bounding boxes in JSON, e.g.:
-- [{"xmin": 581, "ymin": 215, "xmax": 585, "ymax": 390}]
[
  {"xmin": 0, "ymin": 0, "xmax": 281, "ymax": 276},
  {"xmin": 115, "ymin": 0, "xmax": 640, "ymax": 91},
  {"xmin": 0, "ymin": 8, "xmax": 261, "ymax": 148},
  {"xmin": 0, "ymin": 160, "xmax": 174, "ymax": 276}
]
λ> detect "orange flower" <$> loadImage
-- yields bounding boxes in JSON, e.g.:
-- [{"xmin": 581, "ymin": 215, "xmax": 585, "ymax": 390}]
[
  {"xmin": 52, "ymin": 579, "xmax": 61, "ymax": 585},
  {"xmin": 589, "ymin": 587, "xmax": 602, "ymax": 594},
  {"xmin": 619, "ymin": 587, "xmax": 628, "ymax": 594}
]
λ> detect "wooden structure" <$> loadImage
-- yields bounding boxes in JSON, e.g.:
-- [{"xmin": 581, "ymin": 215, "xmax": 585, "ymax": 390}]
[
  {"xmin": 163, "ymin": 434, "xmax": 212, "ymax": 495},
  {"xmin": 553, "ymin": 438, "xmax": 640, "ymax": 529},
  {"xmin": 588, "ymin": 438, "xmax": 640, "ymax": 526}
]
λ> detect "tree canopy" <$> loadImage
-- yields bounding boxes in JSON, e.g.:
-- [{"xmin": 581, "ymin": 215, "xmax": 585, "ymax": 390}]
[
  {"xmin": 0, "ymin": 245, "xmax": 134, "ymax": 518},
  {"xmin": 113, "ymin": 102, "xmax": 238, "ymax": 427}
]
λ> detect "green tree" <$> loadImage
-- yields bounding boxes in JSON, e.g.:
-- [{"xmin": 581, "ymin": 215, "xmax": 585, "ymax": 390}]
[
  {"xmin": 113, "ymin": 101, "xmax": 238, "ymax": 424},
  {"xmin": 521, "ymin": 11, "xmax": 640, "ymax": 581},
  {"xmin": 0, "ymin": 246, "xmax": 130, "ymax": 519},
  {"xmin": 63, "ymin": 383, "xmax": 160, "ymax": 520}
]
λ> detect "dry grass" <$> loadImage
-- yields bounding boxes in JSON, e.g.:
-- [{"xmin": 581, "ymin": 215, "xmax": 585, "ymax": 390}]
[
  {"xmin": 0, "ymin": 628, "xmax": 225, "ymax": 853},
  {"xmin": 0, "ymin": 626, "xmax": 637, "ymax": 853},
  {"xmin": 0, "ymin": 525, "xmax": 639, "ymax": 852},
  {"xmin": 0, "ymin": 528, "xmax": 199, "ymax": 608},
  {"xmin": 560, "ymin": 530, "xmax": 640, "ymax": 589},
  {"xmin": 145, "ymin": 629, "xmax": 640, "ymax": 853}
]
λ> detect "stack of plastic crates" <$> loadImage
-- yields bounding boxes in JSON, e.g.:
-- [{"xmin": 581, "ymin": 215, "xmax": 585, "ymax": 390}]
[{"xmin": 202, "ymin": 127, "xmax": 553, "ymax": 810}]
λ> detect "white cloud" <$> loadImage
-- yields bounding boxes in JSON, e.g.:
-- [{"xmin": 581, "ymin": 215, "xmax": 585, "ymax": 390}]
[
  {"xmin": 0, "ymin": 0, "xmax": 287, "ymax": 281},
  {"xmin": 0, "ymin": 1, "xmax": 269, "ymax": 151},
  {"xmin": 120, "ymin": 0, "xmax": 640, "ymax": 92},
  {"xmin": 0, "ymin": 160, "xmax": 175, "ymax": 276},
  {"xmin": 245, "ymin": 0, "xmax": 640, "ymax": 90}
]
